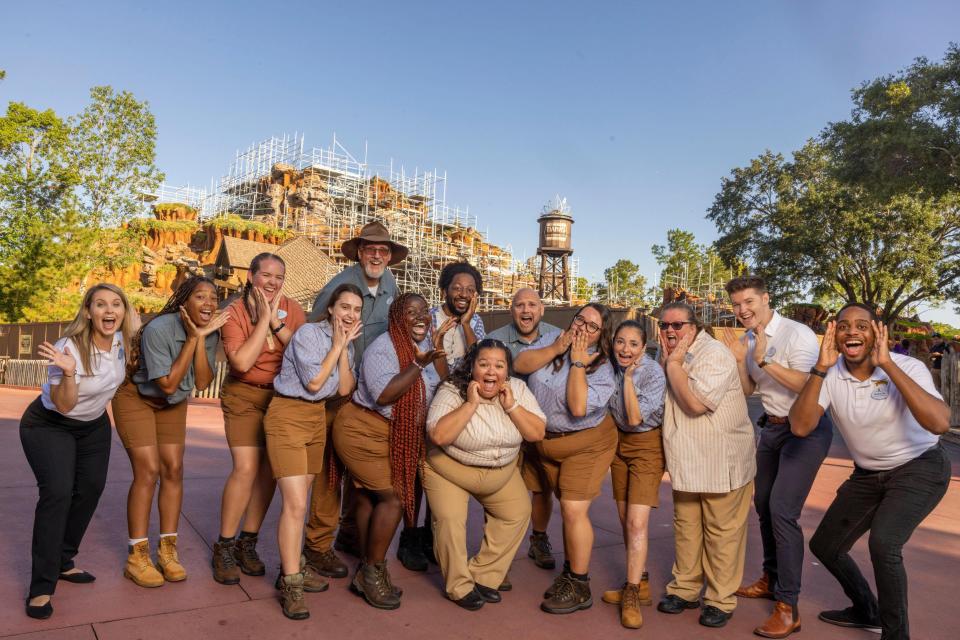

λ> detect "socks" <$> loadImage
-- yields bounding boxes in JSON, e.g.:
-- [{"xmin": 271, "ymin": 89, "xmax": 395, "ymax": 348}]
[
  {"xmin": 570, "ymin": 570, "xmax": 589, "ymax": 581},
  {"xmin": 238, "ymin": 531, "xmax": 257, "ymax": 539},
  {"xmin": 159, "ymin": 532, "xmax": 177, "ymax": 539},
  {"xmin": 218, "ymin": 535, "xmax": 235, "ymax": 544},
  {"xmin": 128, "ymin": 537, "xmax": 148, "ymax": 551},
  {"xmin": 532, "ymin": 529, "xmax": 547, "ymax": 536}
]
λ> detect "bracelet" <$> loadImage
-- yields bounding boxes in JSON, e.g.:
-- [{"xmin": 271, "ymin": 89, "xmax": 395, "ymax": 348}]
[
  {"xmin": 413, "ymin": 361, "xmax": 425, "ymax": 371},
  {"xmin": 271, "ymin": 322, "xmax": 286, "ymax": 336},
  {"xmin": 505, "ymin": 401, "xmax": 520, "ymax": 415},
  {"xmin": 809, "ymin": 366, "xmax": 828, "ymax": 379},
  {"xmin": 62, "ymin": 370, "xmax": 77, "ymax": 378}
]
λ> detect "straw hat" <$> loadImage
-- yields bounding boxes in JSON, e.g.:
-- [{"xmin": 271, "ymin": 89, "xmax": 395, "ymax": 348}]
[{"xmin": 340, "ymin": 221, "xmax": 408, "ymax": 265}]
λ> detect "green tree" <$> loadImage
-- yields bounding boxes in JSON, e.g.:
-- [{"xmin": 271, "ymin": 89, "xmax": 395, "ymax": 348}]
[
  {"xmin": 602, "ymin": 259, "xmax": 649, "ymax": 307},
  {"xmin": 573, "ymin": 276, "xmax": 595, "ymax": 302},
  {"xmin": 651, "ymin": 228, "xmax": 738, "ymax": 292},
  {"xmin": 69, "ymin": 85, "xmax": 163, "ymax": 227},
  {"xmin": 0, "ymin": 102, "xmax": 88, "ymax": 321}
]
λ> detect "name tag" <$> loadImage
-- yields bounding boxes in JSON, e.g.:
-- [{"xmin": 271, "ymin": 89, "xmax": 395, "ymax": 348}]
[{"xmin": 870, "ymin": 381, "xmax": 889, "ymax": 400}]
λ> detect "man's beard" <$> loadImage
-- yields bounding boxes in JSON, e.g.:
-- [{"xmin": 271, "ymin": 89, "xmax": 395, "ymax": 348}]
[{"xmin": 445, "ymin": 295, "xmax": 466, "ymax": 318}]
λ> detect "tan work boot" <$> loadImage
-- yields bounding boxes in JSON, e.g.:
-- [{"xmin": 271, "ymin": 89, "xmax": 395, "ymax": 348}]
[
  {"xmin": 602, "ymin": 572, "xmax": 652, "ymax": 606},
  {"xmin": 233, "ymin": 533, "xmax": 265, "ymax": 576},
  {"xmin": 275, "ymin": 556, "xmax": 329, "ymax": 593},
  {"xmin": 212, "ymin": 539, "xmax": 240, "ymax": 585},
  {"xmin": 157, "ymin": 535, "xmax": 187, "ymax": 582},
  {"xmin": 278, "ymin": 572, "xmax": 309, "ymax": 620},
  {"xmin": 124, "ymin": 540, "xmax": 164, "ymax": 588},
  {"xmin": 620, "ymin": 582, "xmax": 644, "ymax": 629}
]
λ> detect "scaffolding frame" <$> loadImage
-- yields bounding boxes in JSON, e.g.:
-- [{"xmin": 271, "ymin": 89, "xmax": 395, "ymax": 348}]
[{"xmin": 660, "ymin": 260, "xmax": 737, "ymax": 326}]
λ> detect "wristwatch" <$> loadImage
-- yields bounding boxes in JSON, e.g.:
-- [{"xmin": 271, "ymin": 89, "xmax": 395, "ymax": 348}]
[
  {"xmin": 572, "ymin": 361, "xmax": 586, "ymax": 369},
  {"xmin": 271, "ymin": 322, "xmax": 286, "ymax": 336},
  {"xmin": 757, "ymin": 356, "xmax": 771, "ymax": 369},
  {"xmin": 809, "ymin": 366, "xmax": 828, "ymax": 379}
]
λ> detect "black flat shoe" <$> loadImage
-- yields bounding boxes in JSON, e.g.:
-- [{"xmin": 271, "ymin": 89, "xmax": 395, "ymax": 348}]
[
  {"xmin": 699, "ymin": 605, "xmax": 733, "ymax": 628},
  {"xmin": 452, "ymin": 587, "xmax": 485, "ymax": 611},
  {"xmin": 25, "ymin": 598, "xmax": 53, "ymax": 620},
  {"xmin": 475, "ymin": 584, "xmax": 502, "ymax": 603},
  {"xmin": 59, "ymin": 570, "xmax": 96, "ymax": 584},
  {"xmin": 657, "ymin": 594, "xmax": 700, "ymax": 614}
]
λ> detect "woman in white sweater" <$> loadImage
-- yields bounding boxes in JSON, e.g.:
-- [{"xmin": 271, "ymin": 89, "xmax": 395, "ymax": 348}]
[{"xmin": 424, "ymin": 338, "xmax": 546, "ymax": 610}]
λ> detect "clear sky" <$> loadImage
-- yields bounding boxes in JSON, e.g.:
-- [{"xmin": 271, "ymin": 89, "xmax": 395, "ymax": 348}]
[{"xmin": 2, "ymin": 1, "xmax": 959, "ymax": 323}]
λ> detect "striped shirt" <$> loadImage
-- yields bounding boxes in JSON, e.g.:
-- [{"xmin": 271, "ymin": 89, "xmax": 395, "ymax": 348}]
[
  {"xmin": 662, "ymin": 330, "xmax": 756, "ymax": 493},
  {"xmin": 273, "ymin": 321, "xmax": 354, "ymax": 401},
  {"xmin": 609, "ymin": 355, "xmax": 666, "ymax": 432},
  {"xmin": 426, "ymin": 378, "xmax": 546, "ymax": 467},
  {"xmin": 353, "ymin": 331, "xmax": 442, "ymax": 420},
  {"xmin": 526, "ymin": 350, "xmax": 616, "ymax": 433}
]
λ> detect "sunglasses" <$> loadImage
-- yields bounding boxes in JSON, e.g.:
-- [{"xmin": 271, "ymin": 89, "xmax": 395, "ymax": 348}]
[{"xmin": 658, "ymin": 321, "xmax": 694, "ymax": 330}]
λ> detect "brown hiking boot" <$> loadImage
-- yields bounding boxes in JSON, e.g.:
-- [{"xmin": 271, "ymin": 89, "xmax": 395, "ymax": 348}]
[
  {"xmin": 527, "ymin": 531, "xmax": 556, "ymax": 569},
  {"xmin": 211, "ymin": 540, "xmax": 240, "ymax": 585},
  {"xmin": 354, "ymin": 561, "xmax": 401, "ymax": 610},
  {"xmin": 275, "ymin": 556, "xmax": 330, "ymax": 593},
  {"xmin": 736, "ymin": 572, "xmax": 774, "ymax": 599},
  {"xmin": 303, "ymin": 547, "xmax": 348, "ymax": 578},
  {"xmin": 754, "ymin": 601, "xmax": 801, "ymax": 638},
  {"xmin": 233, "ymin": 534, "xmax": 265, "ymax": 576},
  {"xmin": 157, "ymin": 535, "xmax": 187, "ymax": 582},
  {"xmin": 124, "ymin": 540, "xmax": 164, "ymax": 588},
  {"xmin": 620, "ymin": 582, "xmax": 644, "ymax": 629},
  {"xmin": 602, "ymin": 572, "xmax": 652, "ymax": 606},
  {"xmin": 278, "ymin": 572, "xmax": 309, "ymax": 620},
  {"xmin": 541, "ymin": 573, "xmax": 592, "ymax": 614}
]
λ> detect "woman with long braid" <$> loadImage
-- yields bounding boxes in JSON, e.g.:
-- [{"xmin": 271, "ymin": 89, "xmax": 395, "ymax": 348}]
[
  {"xmin": 112, "ymin": 276, "xmax": 227, "ymax": 588},
  {"xmin": 212, "ymin": 253, "xmax": 305, "ymax": 585},
  {"xmin": 332, "ymin": 293, "xmax": 455, "ymax": 610}
]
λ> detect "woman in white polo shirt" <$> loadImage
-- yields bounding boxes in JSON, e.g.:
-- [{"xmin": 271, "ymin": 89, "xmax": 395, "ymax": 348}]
[
  {"xmin": 19, "ymin": 284, "xmax": 137, "ymax": 620},
  {"xmin": 424, "ymin": 338, "xmax": 545, "ymax": 610},
  {"xmin": 790, "ymin": 302, "xmax": 951, "ymax": 640}
]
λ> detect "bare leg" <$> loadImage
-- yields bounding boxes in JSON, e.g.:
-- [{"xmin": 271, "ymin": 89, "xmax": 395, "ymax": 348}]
[
  {"xmin": 277, "ymin": 475, "xmax": 313, "ymax": 574},
  {"xmin": 157, "ymin": 444, "xmax": 185, "ymax": 534},
  {"xmin": 125, "ymin": 446, "xmax": 161, "ymax": 538}
]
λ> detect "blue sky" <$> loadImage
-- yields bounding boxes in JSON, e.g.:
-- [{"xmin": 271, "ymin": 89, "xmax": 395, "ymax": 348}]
[{"xmin": 3, "ymin": 1, "xmax": 959, "ymax": 323}]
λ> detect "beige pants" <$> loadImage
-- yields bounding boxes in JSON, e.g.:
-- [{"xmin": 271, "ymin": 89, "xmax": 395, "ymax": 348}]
[
  {"xmin": 667, "ymin": 481, "xmax": 753, "ymax": 612},
  {"xmin": 422, "ymin": 448, "xmax": 531, "ymax": 600}
]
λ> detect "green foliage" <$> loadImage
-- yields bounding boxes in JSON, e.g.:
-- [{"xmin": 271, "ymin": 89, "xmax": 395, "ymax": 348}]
[
  {"xmin": 128, "ymin": 217, "xmax": 199, "ymax": 233},
  {"xmin": 127, "ymin": 291, "xmax": 168, "ymax": 313},
  {"xmin": 573, "ymin": 276, "xmax": 595, "ymax": 301},
  {"xmin": 69, "ymin": 86, "xmax": 164, "ymax": 227},
  {"xmin": 156, "ymin": 263, "xmax": 177, "ymax": 274},
  {"xmin": 206, "ymin": 214, "xmax": 293, "ymax": 241},
  {"xmin": 651, "ymin": 229, "xmax": 740, "ymax": 295},
  {"xmin": 153, "ymin": 202, "xmax": 197, "ymax": 216},
  {"xmin": 601, "ymin": 259, "xmax": 650, "ymax": 307}
]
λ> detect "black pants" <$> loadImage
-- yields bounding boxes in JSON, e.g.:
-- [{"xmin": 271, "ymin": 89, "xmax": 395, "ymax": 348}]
[
  {"xmin": 19, "ymin": 398, "xmax": 111, "ymax": 598},
  {"xmin": 809, "ymin": 444, "xmax": 951, "ymax": 640},
  {"xmin": 754, "ymin": 414, "xmax": 833, "ymax": 605}
]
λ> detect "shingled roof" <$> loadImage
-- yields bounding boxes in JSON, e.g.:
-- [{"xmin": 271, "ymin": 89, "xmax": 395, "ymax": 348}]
[{"xmin": 220, "ymin": 236, "xmax": 277, "ymax": 270}]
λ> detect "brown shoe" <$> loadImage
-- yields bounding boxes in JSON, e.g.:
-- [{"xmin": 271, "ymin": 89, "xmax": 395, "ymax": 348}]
[
  {"xmin": 620, "ymin": 582, "xmax": 644, "ymax": 629},
  {"xmin": 124, "ymin": 540, "xmax": 164, "ymax": 588},
  {"xmin": 303, "ymin": 547, "xmax": 348, "ymax": 579},
  {"xmin": 211, "ymin": 540, "xmax": 240, "ymax": 585},
  {"xmin": 233, "ymin": 534, "xmax": 265, "ymax": 576},
  {"xmin": 274, "ymin": 558, "xmax": 329, "ymax": 593},
  {"xmin": 602, "ymin": 572, "xmax": 652, "ymax": 606},
  {"xmin": 527, "ymin": 531, "xmax": 556, "ymax": 570},
  {"xmin": 354, "ymin": 560, "xmax": 401, "ymax": 610},
  {"xmin": 736, "ymin": 572, "xmax": 774, "ymax": 599},
  {"xmin": 540, "ymin": 574, "xmax": 592, "ymax": 614},
  {"xmin": 278, "ymin": 572, "xmax": 309, "ymax": 620},
  {"xmin": 754, "ymin": 601, "xmax": 801, "ymax": 638},
  {"xmin": 157, "ymin": 535, "xmax": 187, "ymax": 582}
]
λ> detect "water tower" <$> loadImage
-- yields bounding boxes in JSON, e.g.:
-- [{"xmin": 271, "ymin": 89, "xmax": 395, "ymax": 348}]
[{"xmin": 537, "ymin": 196, "xmax": 574, "ymax": 304}]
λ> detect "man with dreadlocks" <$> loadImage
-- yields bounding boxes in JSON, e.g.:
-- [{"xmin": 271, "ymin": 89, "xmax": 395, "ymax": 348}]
[
  {"xmin": 112, "ymin": 276, "xmax": 228, "ymax": 588},
  {"xmin": 331, "ymin": 293, "xmax": 456, "ymax": 609}
]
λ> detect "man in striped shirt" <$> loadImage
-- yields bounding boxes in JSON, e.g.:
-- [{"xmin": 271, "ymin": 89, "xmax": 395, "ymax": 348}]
[{"xmin": 655, "ymin": 302, "xmax": 756, "ymax": 629}]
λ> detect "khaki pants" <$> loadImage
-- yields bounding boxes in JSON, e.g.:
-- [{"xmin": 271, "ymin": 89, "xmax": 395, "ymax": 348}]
[
  {"xmin": 422, "ymin": 449, "xmax": 531, "ymax": 600},
  {"xmin": 305, "ymin": 396, "xmax": 348, "ymax": 552},
  {"xmin": 667, "ymin": 481, "xmax": 753, "ymax": 612}
]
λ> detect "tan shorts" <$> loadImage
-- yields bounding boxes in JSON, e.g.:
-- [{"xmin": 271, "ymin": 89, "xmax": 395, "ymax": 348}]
[
  {"xmin": 534, "ymin": 414, "xmax": 617, "ymax": 501},
  {"xmin": 263, "ymin": 395, "xmax": 326, "ymax": 479},
  {"xmin": 111, "ymin": 381, "xmax": 188, "ymax": 448},
  {"xmin": 220, "ymin": 379, "xmax": 274, "ymax": 448},
  {"xmin": 610, "ymin": 428, "xmax": 665, "ymax": 507},
  {"xmin": 520, "ymin": 441, "xmax": 551, "ymax": 493},
  {"xmin": 332, "ymin": 402, "xmax": 392, "ymax": 492}
]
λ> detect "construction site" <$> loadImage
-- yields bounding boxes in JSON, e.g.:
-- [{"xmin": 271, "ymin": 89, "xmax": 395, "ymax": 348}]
[{"xmin": 142, "ymin": 133, "xmax": 577, "ymax": 311}]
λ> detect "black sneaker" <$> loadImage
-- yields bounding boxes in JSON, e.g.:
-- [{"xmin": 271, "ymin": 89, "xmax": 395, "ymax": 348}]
[
  {"xmin": 540, "ymin": 574, "xmax": 592, "ymax": 614},
  {"xmin": 396, "ymin": 528, "xmax": 428, "ymax": 572},
  {"xmin": 452, "ymin": 587, "xmax": 485, "ymax": 611},
  {"xmin": 699, "ymin": 605, "xmax": 733, "ymax": 627},
  {"xmin": 657, "ymin": 594, "xmax": 700, "ymax": 614},
  {"xmin": 818, "ymin": 608, "xmax": 881, "ymax": 633}
]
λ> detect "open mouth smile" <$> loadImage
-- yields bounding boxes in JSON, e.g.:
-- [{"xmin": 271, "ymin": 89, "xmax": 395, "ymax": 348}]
[{"xmin": 842, "ymin": 339, "xmax": 865, "ymax": 358}]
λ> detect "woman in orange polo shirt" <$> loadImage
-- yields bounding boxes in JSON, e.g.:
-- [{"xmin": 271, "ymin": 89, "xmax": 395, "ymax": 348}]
[{"xmin": 212, "ymin": 253, "xmax": 305, "ymax": 584}]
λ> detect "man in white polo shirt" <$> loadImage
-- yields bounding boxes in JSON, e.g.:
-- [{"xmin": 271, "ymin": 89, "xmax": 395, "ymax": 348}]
[
  {"xmin": 789, "ymin": 303, "xmax": 951, "ymax": 640},
  {"xmin": 725, "ymin": 276, "xmax": 833, "ymax": 639}
]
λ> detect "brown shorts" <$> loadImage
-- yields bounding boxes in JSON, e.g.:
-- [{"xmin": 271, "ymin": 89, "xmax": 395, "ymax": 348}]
[
  {"xmin": 111, "ymin": 380, "xmax": 188, "ymax": 448},
  {"xmin": 263, "ymin": 395, "xmax": 326, "ymax": 479},
  {"xmin": 220, "ymin": 379, "xmax": 274, "ymax": 448},
  {"xmin": 520, "ymin": 441, "xmax": 551, "ymax": 493},
  {"xmin": 534, "ymin": 414, "xmax": 617, "ymax": 501},
  {"xmin": 332, "ymin": 402, "xmax": 392, "ymax": 492},
  {"xmin": 610, "ymin": 428, "xmax": 665, "ymax": 507}
]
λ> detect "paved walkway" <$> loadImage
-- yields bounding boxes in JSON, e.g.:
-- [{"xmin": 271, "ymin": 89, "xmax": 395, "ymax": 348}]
[{"xmin": 1, "ymin": 387, "xmax": 957, "ymax": 639}]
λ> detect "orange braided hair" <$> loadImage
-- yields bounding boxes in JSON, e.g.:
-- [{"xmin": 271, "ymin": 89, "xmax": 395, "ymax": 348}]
[{"xmin": 387, "ymin": 292, "xmax": 428, "ymax": 525}]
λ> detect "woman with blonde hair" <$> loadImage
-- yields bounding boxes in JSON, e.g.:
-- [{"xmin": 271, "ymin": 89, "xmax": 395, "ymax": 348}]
[{"xmin": 20, "ymin": 284, "xmax": 137, "ymax": 619}]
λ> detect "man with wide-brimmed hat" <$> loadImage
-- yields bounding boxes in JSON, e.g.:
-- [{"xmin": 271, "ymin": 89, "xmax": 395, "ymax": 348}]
[{"xmin": 302, "ymin": 221, "xmax": 408, "ymax": 579}]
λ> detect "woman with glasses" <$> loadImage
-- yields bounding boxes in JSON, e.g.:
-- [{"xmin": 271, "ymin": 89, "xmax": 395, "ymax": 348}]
[
  {"xmin": 424, "ymin": 339, "xmax": 545, "ymax": 610},
  {"xmin": 513, "ymin": 303, "xmax": 617, "ymax": 615}
]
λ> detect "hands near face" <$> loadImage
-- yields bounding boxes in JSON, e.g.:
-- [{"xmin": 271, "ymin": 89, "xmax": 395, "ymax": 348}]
[
  {"xmin": 570, "ymin": 329, "xmax": 599, "ymax": 366},
  {"xmin": 659, "ymin": 332, "xmax": 694, "ymax": 368},
  {"xmin": 462, "ymin": 292, "xmax": 479, "ymax": 324},
  {"xmin": 498, "ymin": 379, "xmax": 516, "ymax": 410},
  {"xmin": 870, "ymin": 320, "xmax": 892, "ymax": 369},
  {"xmin": 466, "ymin": 380, "xmax": 482, "ymax": 406},
  {"xmin": 816, "ymin": 321, "xmax": 839, "ymax": 370},
  {"xmin": 752, "ymin": 321, "xmax": 768, "ymax": 366},
  {"xmin": 331, "ymin": 316, "xmax": 363, "ymax": 352},
  {"xmin": 38, "ymin": 341, "xmax": 77, "ymax": 376},
  {"xmin": 728, "ymin": 333, "xmax": 749, "ymax": 363},
  {"xmin": 180, "ymin": 306, "xmax": 230, "ymax": 339}
]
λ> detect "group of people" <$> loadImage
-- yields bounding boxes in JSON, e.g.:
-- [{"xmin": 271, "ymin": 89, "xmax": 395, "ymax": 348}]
[{"xmin": 18, "ymin": 222, "xmax": 951, "ymax": 640}]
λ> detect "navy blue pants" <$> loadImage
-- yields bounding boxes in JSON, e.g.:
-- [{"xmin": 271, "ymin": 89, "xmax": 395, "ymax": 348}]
[
  {"xmin": 754, "ymin": 414, "xmax": 832, "ymax": 605},
  {"xmin": 20, "ymin": 398, "xmax": 111, "ymax": 598},
  {"xmin": 809, "ymin": 444, "xmax": 950, "ymax": 640}
]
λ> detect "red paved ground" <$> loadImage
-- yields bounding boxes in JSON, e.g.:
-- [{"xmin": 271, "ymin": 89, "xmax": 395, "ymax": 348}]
[{"xmin": 1, "ymin": 387, "xmax": 957, "ymax": 640}]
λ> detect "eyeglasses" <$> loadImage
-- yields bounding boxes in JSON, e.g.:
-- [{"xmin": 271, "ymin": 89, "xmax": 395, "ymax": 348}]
[
  {"xmin": 573, "ymin": 315, "xmax": 601, "ymax": 334},
  {"xmin": 658, "ymin": 321, "xmax": 694, "ymax": 330},
  {"xmin": 361, "ymin": 246, "xmax": 391, "ymax": 256},
  {"xmin": 449, "ymin": 286, "xmax": 477, "ymax": 296}
]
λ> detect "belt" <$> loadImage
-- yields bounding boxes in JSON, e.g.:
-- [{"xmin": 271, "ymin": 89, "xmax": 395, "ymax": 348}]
[
  {"xmin": 275, "ymin": 392, "xmax": 325, "ymax": 404},
  {"xmin": 227, "ymin": 376, "xmax": 274, "ymax": 391},
  {"xmin": 544, "ymin": 427, "xmax": 592, "ymax": 440},
  {"xmin": 351, "ymin": 400, "xmax": 390, "ymax": 422},
  {"xmin": 763, "ymin": 413, "xmax": 789, "ymax": 425}
]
